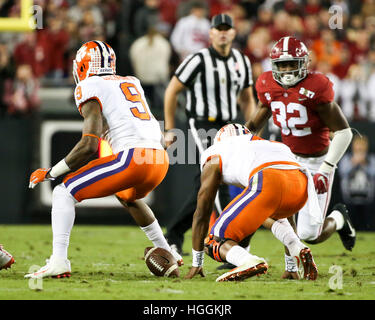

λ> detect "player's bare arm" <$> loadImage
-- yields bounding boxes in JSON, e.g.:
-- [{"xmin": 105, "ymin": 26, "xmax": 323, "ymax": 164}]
[
  {"xmin": 245, "ymin": 101, "xmax": 272, "ymax": 135},
  {"xmin": 185, "ymin": 159, "xmax": 222, "ymax": 279},
  {"xmin": 238, "ymin": 85, "xmax": 256, "ymax": 122},
  {"xmin": 315, "ymin": 101, "xmax": 350, "ymax": 132},
  {"xmin": 29, "ymin": 99, "xmax": 102, "ymax": 189},
  {"xmin": 163, "ymin": 76, "xmax": 186, "ymax": 147},
  {"xmin": 62, "ymin": 100, "xmax": 103, "ymax": 171}
]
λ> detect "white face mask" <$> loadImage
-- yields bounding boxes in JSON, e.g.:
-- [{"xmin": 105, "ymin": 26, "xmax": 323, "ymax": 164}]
[{"xmin": 280, "ymin": 73, "xmax": 298, "ymax": 86}]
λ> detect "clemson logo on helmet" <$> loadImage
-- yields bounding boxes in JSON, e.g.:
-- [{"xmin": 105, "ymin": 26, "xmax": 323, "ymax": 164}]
[{"xmin": 73, "ymin": 40, "xmax": 116, "ymax": 84}]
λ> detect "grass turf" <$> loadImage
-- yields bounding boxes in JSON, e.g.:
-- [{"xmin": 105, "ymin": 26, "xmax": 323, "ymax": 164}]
[{"xmin": 0, "ymin": 224, "xmax": 375, "ymax": 300}]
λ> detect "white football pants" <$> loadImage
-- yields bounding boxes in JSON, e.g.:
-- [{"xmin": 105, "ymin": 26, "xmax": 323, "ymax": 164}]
[{"xmin": 294, "ymin": 154, "xmax": 335, "ymax": 241}]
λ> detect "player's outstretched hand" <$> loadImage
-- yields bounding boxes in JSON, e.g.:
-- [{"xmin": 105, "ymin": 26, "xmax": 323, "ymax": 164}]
[
  {"xmin": 185, "ymin": 266, "xmax": 205, "ymax": 279},
  {"xmin": 313, "ymin": 172, "xmax": 329, "ymax": 194},
  {"xmin": 29, "ymin": 168, "xmax": 54, "ymax": 189},
  {"xmin": 163, "ymin": 130, "xmax": 176, "ymax": 149}
]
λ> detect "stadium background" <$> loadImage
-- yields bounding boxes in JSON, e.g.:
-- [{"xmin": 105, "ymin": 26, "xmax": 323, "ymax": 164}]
[{"xmin": 0, "ymin": 0, "xmax": 374, "ymax": 231}]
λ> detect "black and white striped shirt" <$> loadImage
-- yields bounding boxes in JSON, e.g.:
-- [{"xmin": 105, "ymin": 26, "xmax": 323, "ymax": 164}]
[{"xmin": 175, "ymin": 46, "xmax": 253, "ymax": 122}]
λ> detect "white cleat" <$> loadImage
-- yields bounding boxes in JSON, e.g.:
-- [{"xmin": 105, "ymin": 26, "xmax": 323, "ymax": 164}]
[
  {"xmin": 170, "ymin": 246, "xmax": 184, "ymax": 266},
  {"xmin": 24, "ymin": 256, "xmax": 71, "ymax": 279},
  {"xmin": 0, "ymin": 245, "xmax": 15, "ymax": 270},
  {"xmin": 216, "ymin": 255, "xmax": 268, "ymax": 282}
]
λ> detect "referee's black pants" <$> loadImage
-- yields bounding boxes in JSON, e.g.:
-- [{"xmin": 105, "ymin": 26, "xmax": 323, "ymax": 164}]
[{"xmin": 165, "ymin": 119, "xmax": 231, "ymax": 251}]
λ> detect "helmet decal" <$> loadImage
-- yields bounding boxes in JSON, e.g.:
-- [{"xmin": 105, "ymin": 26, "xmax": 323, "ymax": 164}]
[{"xmin": 73, "ymin": 40, "xmax": 116, "ymax": 84}]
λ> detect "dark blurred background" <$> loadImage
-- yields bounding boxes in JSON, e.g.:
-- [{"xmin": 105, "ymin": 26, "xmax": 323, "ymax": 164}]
[{"xmin": 0, "ymin": 0, "xmax": 374, "ymax": 231}]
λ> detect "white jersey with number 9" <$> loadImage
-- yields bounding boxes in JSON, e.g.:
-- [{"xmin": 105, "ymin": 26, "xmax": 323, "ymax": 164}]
[{"xmin": 74, "ymin": 75, "xmax": 163, "ymax": 153}]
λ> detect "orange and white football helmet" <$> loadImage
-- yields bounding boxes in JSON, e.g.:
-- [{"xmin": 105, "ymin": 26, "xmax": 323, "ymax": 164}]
[
  {"xmin": 73, "ymin": 40, "xmax": 116, "ymax": 84},
  {"xmin": 214, "ymin": 123, "xmax": 250, "ymax": 144}
]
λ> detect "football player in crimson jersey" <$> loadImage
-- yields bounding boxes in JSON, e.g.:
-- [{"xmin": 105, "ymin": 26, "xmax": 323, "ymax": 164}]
[{"xmin": 246, "ymin": 36, "xmax": 355, "ymax": 279}]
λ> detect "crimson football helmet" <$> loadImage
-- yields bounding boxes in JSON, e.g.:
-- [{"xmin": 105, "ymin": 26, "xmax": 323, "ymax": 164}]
[
  {"xmin": 214, "ymin": 123, "xmax": 250, "ymax": 144},
  {"xmin": 270, "ymin": 36, "xmax": 309, "ymax": 86},
  {"xmin": 73, "ymin": 40, "xmax": 116, "ymax": 84}
]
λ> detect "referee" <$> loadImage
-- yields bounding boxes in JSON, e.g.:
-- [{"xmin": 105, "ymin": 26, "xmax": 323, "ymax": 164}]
[{"xmin": 164, "ymin": 14, "xmax": 256, "ymax": 255}]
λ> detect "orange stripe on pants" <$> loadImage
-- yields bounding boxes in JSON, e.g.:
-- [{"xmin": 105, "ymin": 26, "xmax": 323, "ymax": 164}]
[
  {"xmin": 63, "ymin": 148, "xmax": 169, "ymax": 202},
  {"xmin": 211, "ymin": 168, "xmax": 308, "ymax": 242}
]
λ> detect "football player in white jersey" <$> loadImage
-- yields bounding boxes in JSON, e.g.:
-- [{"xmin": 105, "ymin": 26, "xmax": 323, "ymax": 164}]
[
  {"xmin": 185, "ymin": 124, "xmax": 318, "ymax": 282},
  {"xmin": 26, "ymin": 40, "xmax": 182, "ymax": 279}
]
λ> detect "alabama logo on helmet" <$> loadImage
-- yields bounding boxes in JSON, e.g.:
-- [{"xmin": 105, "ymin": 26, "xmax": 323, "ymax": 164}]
[
  {"xmin": 73, "ymin": 40, "xmax": 116, "ymax": 84},
  {"xmin": 214, "ymin": 123, "xmax": 251, "ymax": 144}
]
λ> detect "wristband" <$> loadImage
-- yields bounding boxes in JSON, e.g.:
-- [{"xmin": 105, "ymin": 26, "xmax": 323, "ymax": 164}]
[
  {"xmin": 324, "ymin": 160, "xmax": 334, "ymax": 167},
  {"xmin": 285, "ymin": 254, "xmax": 298, "ymax": 272},
  {"xmin": 49, "ymin": 159, "xmax": 71, "ymax": 178},
  {"xmin": 83, "ymin": 133, "xmax": 100, "ymax": 141},
  {"xmin": 192, "ymin": 249, "xmax": 204, "ymax": 267},
  {"xmin": 318, "ymin": 161, "xmax": 335, "ymax": 175}
]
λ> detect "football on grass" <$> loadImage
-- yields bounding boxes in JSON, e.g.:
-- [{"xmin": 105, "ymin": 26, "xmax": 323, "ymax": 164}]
[{"xmin": 144, "ymin": 247, "xmax": 180, "ymax": 277}]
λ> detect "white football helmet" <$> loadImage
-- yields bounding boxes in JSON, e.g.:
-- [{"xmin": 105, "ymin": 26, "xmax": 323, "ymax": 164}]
[{"xmin": 214, "ymin": 123, "xmax": 251, "ymax": 144}]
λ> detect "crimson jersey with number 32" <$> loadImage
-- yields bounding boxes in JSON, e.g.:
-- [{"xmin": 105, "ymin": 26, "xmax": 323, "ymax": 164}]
[{"xmin": 256, "ymin": 71, "xmax": 334, "ymax": 155}]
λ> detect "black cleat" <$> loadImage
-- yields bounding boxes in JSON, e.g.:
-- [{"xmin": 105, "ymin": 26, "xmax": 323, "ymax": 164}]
[
  {"xmin": 333, "ymin": 203, "xmax": 356, "ymax": 251},
  {"xmin": 216, "ymin": 262, "xmax": 236, "ymax": 270}
]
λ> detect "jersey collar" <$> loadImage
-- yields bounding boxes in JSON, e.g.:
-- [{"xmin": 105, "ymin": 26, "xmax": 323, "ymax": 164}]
[{"xmin": 209, "ymin": 46, "xmax": 232, "ymax": 61}]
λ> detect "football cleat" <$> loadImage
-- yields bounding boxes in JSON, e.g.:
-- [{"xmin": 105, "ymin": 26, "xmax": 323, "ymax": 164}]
[
  {"xmin": 216, "ymin": 255, "xmax": 268, "ymax": 282},
  {"xmin": 295, "ymin": 248, "xmax": 318, "ymax": 280},
  {"xmin": 24, "ymin": 256, "xmax": 71, "ymax": 279},
  {"xmin": 334, "ymin": 203, "xmax": 356, "ymax": 251},
  {"xmin": 0, "ymin": 245, "xmax": 15, "ymax": 270}
]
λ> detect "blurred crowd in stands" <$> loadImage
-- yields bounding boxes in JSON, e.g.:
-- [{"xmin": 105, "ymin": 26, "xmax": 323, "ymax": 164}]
[{"xmin": 0, "ymin": 0, "xmax": 374, "ymax": 121}]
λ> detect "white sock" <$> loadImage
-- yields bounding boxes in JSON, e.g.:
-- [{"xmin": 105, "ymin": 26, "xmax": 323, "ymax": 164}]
[
  {"xmin": 140, "ymin": 219, "xmax": 170, "ymax": 251},
  {"xmin": 328, "ymin": 210, "xmax": 345, "ymax": 230},
  {"xmin": 51, "ymin": 184, "xmax": 76, "ymax": 260},
  {"xmin": 226, "ymin": 245, "xmax": 253, "ymax": 267},
  {"xmin": 271, "ymin": 219, "xmax": 305, "ymax": 258}
]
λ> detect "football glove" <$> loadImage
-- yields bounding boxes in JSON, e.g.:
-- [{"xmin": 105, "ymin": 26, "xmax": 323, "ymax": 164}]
[
  {"xmin": 29, "ymin": 168, "xmax": 55, "ymax": 189},
  {"xmin": 313, "ymin": 172, "xmax": 329, "ymax": 194}
]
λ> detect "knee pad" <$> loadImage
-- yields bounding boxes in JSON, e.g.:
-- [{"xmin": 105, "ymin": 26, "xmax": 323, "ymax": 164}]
[{"xmin": 204, "ymin": 234, "xmax": 227, "ymax": 262}]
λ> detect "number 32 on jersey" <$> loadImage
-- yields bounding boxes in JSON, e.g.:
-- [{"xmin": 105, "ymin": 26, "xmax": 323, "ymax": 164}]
[
  {"xmin": 120, "ymin": 82, "xmax": 151, "ymax": 120},
  {"xmin": 271, "ymin": 101, "xmax": 312, "ymax": 137}
]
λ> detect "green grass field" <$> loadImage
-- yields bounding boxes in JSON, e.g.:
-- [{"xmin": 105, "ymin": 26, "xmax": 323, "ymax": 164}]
[{"xmin": 0, "ymin": 225, "xmax": 375, "ymax": 300}]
